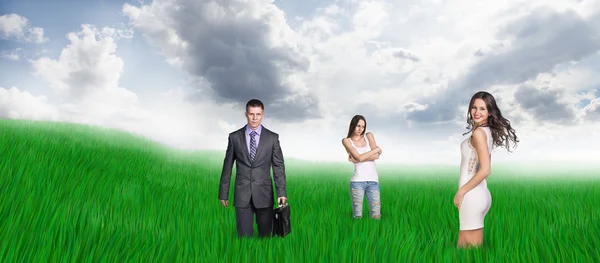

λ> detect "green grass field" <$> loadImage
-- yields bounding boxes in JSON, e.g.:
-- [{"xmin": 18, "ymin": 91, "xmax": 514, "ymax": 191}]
[{"xmin": 0, "ymin": 119, "xmax": 598, "ymax": 262}]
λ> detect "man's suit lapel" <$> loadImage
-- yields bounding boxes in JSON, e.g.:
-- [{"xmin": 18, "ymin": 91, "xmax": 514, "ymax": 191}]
[{"xmin": 239, "ymin": 128, "xmax": 251, "ymax": 164}]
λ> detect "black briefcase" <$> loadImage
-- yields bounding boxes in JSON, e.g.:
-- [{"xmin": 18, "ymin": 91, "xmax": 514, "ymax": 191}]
[{"xmin": 273, "ymin": 202, "xmax": 291, "ymax": 237}]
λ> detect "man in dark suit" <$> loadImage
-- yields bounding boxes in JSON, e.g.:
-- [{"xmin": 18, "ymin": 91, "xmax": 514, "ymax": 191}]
[{"xmin": 219, "ymin": 98, "xmax": 287, "ymax": 237}]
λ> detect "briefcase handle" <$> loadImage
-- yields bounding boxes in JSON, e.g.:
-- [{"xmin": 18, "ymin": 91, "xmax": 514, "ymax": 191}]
[{"xmin": 278, "ymin": 201, "xmax": 288, "ymax": 208}]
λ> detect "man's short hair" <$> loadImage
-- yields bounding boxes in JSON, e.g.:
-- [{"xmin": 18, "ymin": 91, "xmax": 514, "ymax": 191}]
[{"xmin": 246, "ymin": 99, "xmax": 264, "ymax": 111}]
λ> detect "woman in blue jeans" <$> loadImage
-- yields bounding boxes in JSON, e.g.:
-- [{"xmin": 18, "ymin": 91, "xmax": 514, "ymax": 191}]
[{"xmin": 341, "ymin": 115, "xmax": 382, "ymax": 219}]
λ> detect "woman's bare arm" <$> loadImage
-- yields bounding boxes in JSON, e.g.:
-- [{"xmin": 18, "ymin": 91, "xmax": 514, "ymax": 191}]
[{"xmin": 342, "ymin": 137, "xmax": 381, "ymax": 162}]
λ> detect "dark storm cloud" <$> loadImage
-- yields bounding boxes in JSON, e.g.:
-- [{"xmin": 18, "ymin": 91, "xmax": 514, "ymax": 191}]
[
  {"xmin": 133, "ymin": 0, "xmax": 320, "ymax": 122},
  {"xmin": 393, "ymin": 50, "xmax": 420, "ymax": 62},
  {"xmin": 513, "ymin": 84, "xmax": 576, "ymax": 124},
  {"xmin": 405, "ymin": 7, "xmax": 600, "ymax": 124},
  {"xmin": 346, "ymin": 102, "xmax": 465, "ymax": 139}
]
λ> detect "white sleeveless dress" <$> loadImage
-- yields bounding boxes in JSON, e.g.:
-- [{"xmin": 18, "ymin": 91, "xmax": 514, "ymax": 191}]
[
  {"xmin": 458, "ymin": 126, "xmax": 494, "ymax": 230},
  {"xmin": 348, "ymin": 137, "xmax": 379, "ymax": 182}
]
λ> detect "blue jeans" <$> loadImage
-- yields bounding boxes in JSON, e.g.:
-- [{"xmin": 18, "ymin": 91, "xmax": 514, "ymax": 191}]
[{"xmin": 350, "ymin": 181, "xmax": 381, "ymax": 218}]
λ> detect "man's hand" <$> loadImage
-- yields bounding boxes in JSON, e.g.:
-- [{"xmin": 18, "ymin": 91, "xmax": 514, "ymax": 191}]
[
  {"xmin": 278, "ymin": 197, "xmax": 287, "ymax": 206},
  {"xmin": 220, "ymin": 199, "xmax": 229, "ymax": 207}
]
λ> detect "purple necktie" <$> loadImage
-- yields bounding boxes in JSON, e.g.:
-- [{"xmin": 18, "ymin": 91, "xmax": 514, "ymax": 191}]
[{"xmin": 250, "ymin": 131, "xmax": 257, "ymax": 161}]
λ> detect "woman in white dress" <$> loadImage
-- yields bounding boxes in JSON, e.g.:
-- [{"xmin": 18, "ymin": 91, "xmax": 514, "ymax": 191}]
[
  {"xmin": 341, "ymin": 115, "xmax": 382, "ymax": 219},
  {"xmin": 453, "ymin": 91, "xmax": 519, "ymax": 248}
]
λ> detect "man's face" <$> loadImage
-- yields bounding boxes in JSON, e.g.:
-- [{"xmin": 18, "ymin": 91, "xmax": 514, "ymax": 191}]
[{"xmin": 245, "ymin": 106, "xmax": 264, "ymax": 129}]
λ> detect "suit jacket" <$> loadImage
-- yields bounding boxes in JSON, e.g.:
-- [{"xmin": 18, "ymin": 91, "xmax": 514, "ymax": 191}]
[{"xmin": 218, "ymin": 125, "xmax": 287, "ymax": 209}]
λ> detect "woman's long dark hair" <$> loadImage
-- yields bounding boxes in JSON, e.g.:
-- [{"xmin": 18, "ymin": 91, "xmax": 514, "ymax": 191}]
[
  {"xmin": 347, "ymin": 115, "xmax": 366, "ymax": 138},
  {"xmin": 463, "ymin": 91, "xmax": 519, "ymax": 152}
]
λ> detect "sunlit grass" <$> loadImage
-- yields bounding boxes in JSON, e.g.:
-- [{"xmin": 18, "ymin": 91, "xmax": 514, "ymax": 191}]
[{"xmin": 0, "ymin": 119, "xmax": 598, "ymax": 262}]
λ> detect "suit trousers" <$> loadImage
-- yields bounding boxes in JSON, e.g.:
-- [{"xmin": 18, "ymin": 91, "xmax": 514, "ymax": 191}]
[{"xmin": 235, "ymin": 197, "xmax": 274, "ymax": 237}]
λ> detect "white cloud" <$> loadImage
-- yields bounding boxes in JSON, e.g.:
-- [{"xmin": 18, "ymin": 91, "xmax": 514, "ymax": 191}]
[
  {"xmin": 2, "ymin": 24, "xmax": 142, "ymax": 129},
  {"xmin": 583, "ymin": 96, "xmax": 600, "ymax": 121},
  {"xmin": 32, "ymin": 25, "xmax": 126, "ymax": 96},
  {"xmin": 0, "ymin": 48, "xmax": 23, "ymax": 61},
  {"xmin": 0, "ymin": 86, "xmax": 59, "ymax": 120},
  {"xmin": 0, "ymin": 14, "xmax": 47, "ymax": 43},
  {"xmin": 30, "ymin": 24, "xmax": 146, "ymax": 128},
  {"xmin": 2, "ymin": 23, "xmax": 246, "ymax": 154}
]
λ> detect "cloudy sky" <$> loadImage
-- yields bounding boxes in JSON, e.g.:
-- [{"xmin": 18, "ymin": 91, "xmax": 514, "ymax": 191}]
[{"xmin": 1, "ymin": 0, "xmax": 600, "ymax": 165}]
